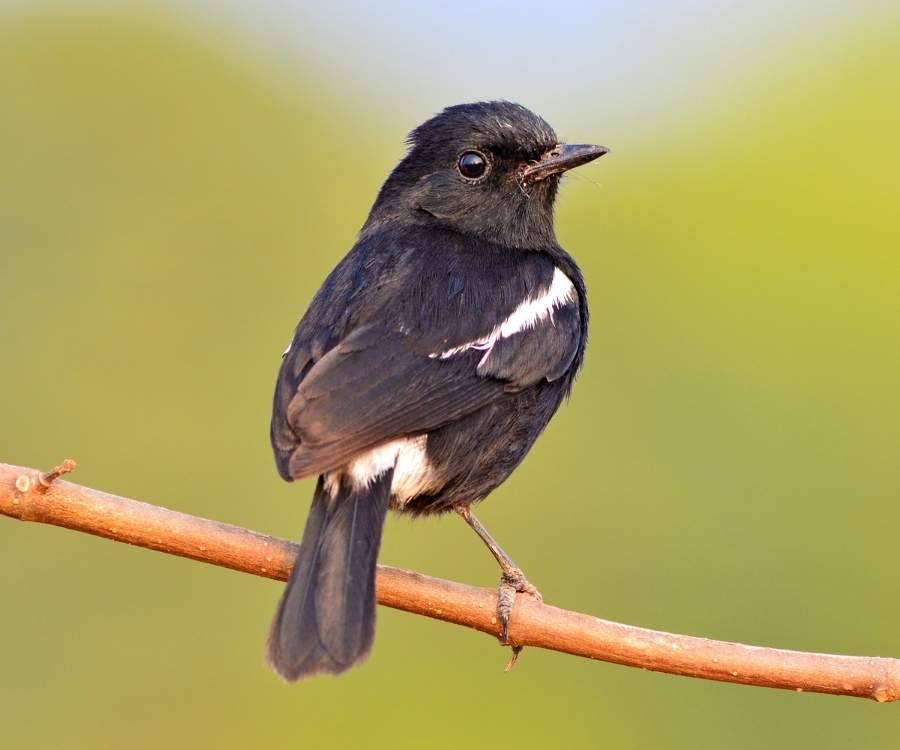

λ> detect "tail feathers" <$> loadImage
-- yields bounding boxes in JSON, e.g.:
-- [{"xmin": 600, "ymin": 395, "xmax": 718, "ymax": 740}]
[{"xmin": 266, "ymin": 471, "xmax": 392, "ymax": 680}]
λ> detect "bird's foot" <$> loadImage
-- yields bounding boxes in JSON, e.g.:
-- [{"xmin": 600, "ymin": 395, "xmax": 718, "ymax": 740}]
[{"xmin": 497, "ymin": 568, "xmax": 542, "ymax": 670}]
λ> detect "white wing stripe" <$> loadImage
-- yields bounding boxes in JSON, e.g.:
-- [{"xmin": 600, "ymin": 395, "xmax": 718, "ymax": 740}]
[{"xmin": 432, "ymin": 267, "xmax": 576, "ymax": 361}]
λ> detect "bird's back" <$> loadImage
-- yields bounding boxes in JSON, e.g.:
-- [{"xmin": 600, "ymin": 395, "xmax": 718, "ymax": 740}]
[{"xmin": 271, "ymin": 223, "xmax": 587, "ymax": 497}]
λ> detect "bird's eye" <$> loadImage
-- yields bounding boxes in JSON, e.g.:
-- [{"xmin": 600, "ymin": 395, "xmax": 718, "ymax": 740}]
[{"xmin": 457, "ymin": 151, "xmax": 488, "ymax": 180}]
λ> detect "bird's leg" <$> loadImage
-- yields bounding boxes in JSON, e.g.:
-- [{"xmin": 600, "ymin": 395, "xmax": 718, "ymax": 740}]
[{"xmin": 456, "ymin": 506, "xmax": 542, "ymax": 667}]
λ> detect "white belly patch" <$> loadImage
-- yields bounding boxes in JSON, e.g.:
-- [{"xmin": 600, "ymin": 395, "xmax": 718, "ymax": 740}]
[{"xmin": 324, "ymin": 435, "xmax": 436, "ymax": 506}]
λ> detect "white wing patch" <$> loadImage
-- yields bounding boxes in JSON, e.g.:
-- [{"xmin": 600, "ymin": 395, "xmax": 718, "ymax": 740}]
[
  {"xmin": 432, "ymin": 266, "xmax": 576, "ymax": 365},
  {"xmin": 324, "ymin": 435, "xmax": 437, "ymax": 506}
]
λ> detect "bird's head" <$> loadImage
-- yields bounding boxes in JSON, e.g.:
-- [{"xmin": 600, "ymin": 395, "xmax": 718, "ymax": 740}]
[{"xmin": 364, "ymin": 101, "xmax": 607, "ymax": 248}]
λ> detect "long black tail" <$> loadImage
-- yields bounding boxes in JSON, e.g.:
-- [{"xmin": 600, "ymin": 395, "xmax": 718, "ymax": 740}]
[{"xmin": 266, "ymin": 470, "xmax": 392, "ymax": 681}]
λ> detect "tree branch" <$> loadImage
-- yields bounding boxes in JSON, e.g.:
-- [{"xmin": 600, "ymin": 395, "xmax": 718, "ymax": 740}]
[{"xmin": 1, "ymin": 461, "xmax": 897, "ymax": 702}]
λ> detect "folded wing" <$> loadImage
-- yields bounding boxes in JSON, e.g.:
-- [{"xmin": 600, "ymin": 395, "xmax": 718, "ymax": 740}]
[{"xmin": 272, "ymin": 261, "xmax": 582, "ymax": 481}]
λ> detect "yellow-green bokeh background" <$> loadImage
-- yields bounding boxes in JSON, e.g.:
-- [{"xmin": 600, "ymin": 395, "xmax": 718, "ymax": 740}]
[{"xmin": 2, "ymin": 5, "xmax": 899, "ymax": 748}]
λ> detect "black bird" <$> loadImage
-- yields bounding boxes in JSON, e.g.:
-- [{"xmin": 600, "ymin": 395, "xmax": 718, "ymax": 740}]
[{"xmin": 268, "ymin": 101, "xmax": 606, "ymax": 680}]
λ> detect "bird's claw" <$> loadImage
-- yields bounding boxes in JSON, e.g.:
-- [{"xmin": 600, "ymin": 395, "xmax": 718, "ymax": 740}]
[
  {"xmin": 502, "ymin": 568, "xmax": 543, "ymax": 602},
  {"xmin": 497, "ymin": 568, "xmax": 543, "ymax": 650}
]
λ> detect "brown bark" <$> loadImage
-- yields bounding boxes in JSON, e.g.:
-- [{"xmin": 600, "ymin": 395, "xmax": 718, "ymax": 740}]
[{"xmin": 1, "ymin": 461, "xmax": 897, "ymax": 702}]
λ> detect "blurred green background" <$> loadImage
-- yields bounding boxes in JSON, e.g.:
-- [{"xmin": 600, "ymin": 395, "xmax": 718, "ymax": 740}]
[{"xmin": 2, "ymin": 2, "xmax": 899, "ymax": 748}]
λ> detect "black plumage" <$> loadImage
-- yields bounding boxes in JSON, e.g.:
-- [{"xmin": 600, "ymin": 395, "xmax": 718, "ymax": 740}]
[
  {"xmin": 267, "ymin": 472, "xmax": 392, "ymax": 679},
  {"xmin": 267, "ymin": 101, "xmax": 606, "ymax": 680}
]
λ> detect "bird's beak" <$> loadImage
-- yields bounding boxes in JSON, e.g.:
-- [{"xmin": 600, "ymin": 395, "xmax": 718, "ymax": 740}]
[{"xmin": 521, "ymin": 143, "xmax": 609, "ymax": 183}]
